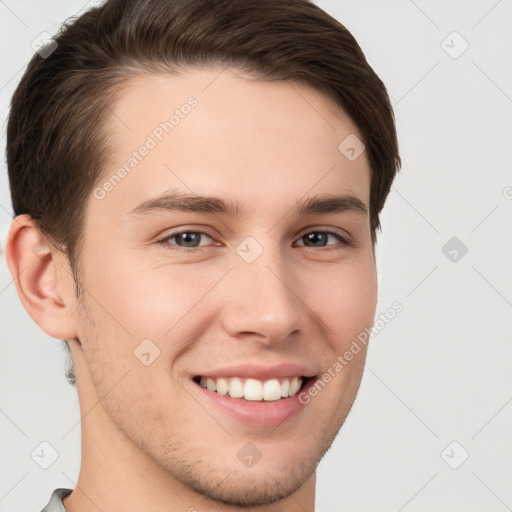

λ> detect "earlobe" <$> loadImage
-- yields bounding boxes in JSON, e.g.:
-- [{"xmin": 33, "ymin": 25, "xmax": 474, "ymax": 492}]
[{"xmin": 5, "ymin": 214, "xmax": 79, "ymax": 340}]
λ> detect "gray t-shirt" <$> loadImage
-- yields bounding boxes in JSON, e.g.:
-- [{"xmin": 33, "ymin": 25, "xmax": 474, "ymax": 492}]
[{"xmin": 40, "ymin": 488, "xmax": 72, "ymax": 512}]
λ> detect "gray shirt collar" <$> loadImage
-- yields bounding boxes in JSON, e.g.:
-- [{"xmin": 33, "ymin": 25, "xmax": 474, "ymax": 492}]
[{"xmin": 40, "ymin": 488, "xmax": 73, "ymax": 512}]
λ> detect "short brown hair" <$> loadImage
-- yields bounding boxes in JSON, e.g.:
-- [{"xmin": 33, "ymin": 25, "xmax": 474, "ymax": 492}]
[{"xmin": 6, "ymin": 0, "xmax": 401, "ymax": 383}]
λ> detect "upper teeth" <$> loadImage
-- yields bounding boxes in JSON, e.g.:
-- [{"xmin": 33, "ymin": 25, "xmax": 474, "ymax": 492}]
[{"xmin": 198, "ymin": 376, "xmax": 303, "ymax": 401}]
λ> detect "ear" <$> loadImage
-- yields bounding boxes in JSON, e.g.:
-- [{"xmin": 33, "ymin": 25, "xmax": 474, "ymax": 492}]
[{"xmin": 5, "ymin": 214, "xmax": 79, "ymax": 341}]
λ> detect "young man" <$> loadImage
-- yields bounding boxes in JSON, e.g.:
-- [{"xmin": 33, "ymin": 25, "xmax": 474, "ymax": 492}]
[{"xmin": 5, "ymin": 0, "xmax": 400, "ymax": 510}]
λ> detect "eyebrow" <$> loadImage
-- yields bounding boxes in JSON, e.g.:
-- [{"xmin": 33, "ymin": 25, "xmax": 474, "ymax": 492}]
[{"xmin": 127, "ymin": 189, "xmax": 368, "ymax": 218}]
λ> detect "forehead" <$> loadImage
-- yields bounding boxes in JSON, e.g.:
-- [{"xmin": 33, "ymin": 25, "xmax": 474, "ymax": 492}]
[{"xmin": 93, "ymin": 68, "xmax": 371, "ymax": 220}]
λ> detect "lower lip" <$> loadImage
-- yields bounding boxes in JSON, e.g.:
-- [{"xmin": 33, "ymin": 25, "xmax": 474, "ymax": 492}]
[{"xmin": 192, "ymin": 378, "xmax": 316, "ymax": 428}]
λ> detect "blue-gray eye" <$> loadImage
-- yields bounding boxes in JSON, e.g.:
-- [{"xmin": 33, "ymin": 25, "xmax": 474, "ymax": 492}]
[
  {"xmin": 161, "ymin": 231, "xmax": 213, "ymax": 248},
  {"xmin": 295, "ymin": 231, "xmax": 350, "ymax": 247}
]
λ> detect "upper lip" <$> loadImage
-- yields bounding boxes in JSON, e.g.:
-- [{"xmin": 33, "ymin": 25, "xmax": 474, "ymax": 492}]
[{"xmin": 193, "ymin": 362, "xmax": 318, "ymax": 381}]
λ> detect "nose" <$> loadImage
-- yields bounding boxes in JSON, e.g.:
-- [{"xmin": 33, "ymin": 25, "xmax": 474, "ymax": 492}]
[{"xmin": 219, "ymin": 247, "xmax": 303, "ymax": 345}]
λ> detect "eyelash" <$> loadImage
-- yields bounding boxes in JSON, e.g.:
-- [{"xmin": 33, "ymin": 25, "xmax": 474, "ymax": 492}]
[{"xmin": 156, "ymin": 229, "xmax": 353, "ymax": 252}]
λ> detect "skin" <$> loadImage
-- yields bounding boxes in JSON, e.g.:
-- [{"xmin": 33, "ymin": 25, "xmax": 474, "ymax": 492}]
[{"xmin": 6, "ymin": 67, "xmax": 377, "ymax": 511}]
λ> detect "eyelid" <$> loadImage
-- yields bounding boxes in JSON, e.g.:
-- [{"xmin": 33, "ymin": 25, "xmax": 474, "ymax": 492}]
[
  {"xmin": 293, "ymin": 231, "xmax": 353, "ymax": 250},
  {"xmin": 157, "ymin": 228, "xmax": 217, "ymax": 248},
  {"xmin": 296, "ymin": 225, "xmax": 353, "ymax": 243}
]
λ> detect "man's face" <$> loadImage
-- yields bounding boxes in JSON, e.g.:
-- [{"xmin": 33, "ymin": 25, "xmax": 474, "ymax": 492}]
[{"xmin": 70, "ymin": 68, "xmax": 377, "ymax": 506}]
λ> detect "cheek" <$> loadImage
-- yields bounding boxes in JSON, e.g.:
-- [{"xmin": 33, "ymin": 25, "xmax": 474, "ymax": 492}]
[
  {"xmin": 308, "ymin": 259, "xmax": 377, "ymax": 351},
  {"xmin": 84, "ymin": 249, "xmax": 226, "ymax": 337},
  {"xmin": 124, "ymin": 264, "xmax": 230, "ymax": 337}
]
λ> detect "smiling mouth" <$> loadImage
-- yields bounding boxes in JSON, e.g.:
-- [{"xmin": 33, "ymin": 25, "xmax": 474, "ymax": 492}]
[{"xmin": 192, "ymin": 375, "xmax": 314, "ymax": 402}]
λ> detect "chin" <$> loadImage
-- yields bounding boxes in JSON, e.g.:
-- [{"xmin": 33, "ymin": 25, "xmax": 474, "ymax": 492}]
[{"xmin": 178, "ymin": 458, "xmax": 314, "ymax": 508}]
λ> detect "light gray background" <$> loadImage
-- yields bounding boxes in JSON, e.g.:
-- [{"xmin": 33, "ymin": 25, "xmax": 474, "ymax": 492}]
[{"xmin": 1, "ymin": 1, "xmax": 511, "ymax": 511}]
